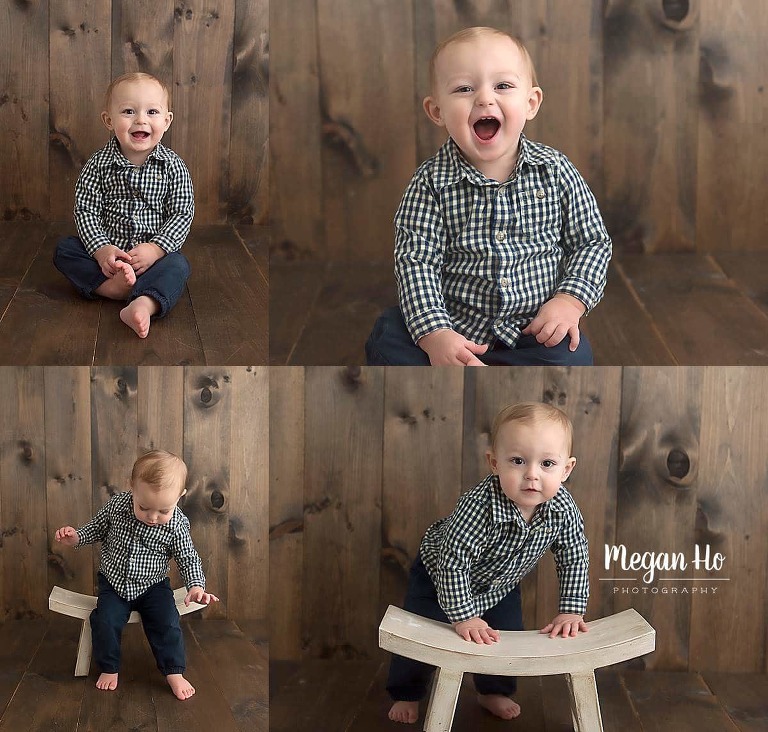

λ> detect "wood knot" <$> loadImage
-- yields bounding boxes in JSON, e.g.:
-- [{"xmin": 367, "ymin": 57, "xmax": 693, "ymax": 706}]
[
  {"xmin": 342, "ymin": 366, "xmax": 363, "ymax": 389},
  {"xmin": 210, "ymin": 490, "xmax": 225, "ymax": 510},
  {"xmin": 655, "ymin": 0, "xmax": 698, "ymax": 31},
  {"xmin": 19, "ymin": 441, "xmax": 34, "ymax": 463}
]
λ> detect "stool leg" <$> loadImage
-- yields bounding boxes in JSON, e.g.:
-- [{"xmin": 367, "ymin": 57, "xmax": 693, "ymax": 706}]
[
  {"xmin": 424, "ymin": 667, "xmax": 463, "ymax": 732},
  {"xmin": 566, "ymin": 671, "xmax": 604, "ymax": 732},
  {"xmin": 75, "ymin": 619, "xmax": 92, "ymax": 677}
]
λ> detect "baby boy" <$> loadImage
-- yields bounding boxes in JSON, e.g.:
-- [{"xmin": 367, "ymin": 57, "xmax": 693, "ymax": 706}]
[
  {"xmin": 366, "ymin": 27, "xmax": 611, "ymax": 366},
  {"xmin": 387, "ymin": 402, "xmax": 589, "ymax": 724},
  {"xmin": 55, "ymin": 450, "xmax": 218, "ymax": 700},
  {"xmin": 54, "ymin": 72, "xmax": 194, "ymax": 339}
]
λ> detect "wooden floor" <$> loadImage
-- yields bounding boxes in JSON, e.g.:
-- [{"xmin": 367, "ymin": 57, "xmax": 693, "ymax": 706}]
[
  {"xmin": 0, "ymin": 222, "xmax": 268, "ymax": 366},
  {"xmin": 270, "ymin": 252, "xmax": 768, "ymax": 366},
  {"xmin": 270, "ymin": 659, "xmax": 768, "ymax": 732},
  {"xmin": 0, "ymin": 617, "xmax": 268, "ymax": 732}
]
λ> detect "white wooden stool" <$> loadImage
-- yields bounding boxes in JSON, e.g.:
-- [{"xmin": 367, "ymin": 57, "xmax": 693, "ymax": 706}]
[
  {"xmin": 379, "ymin": 605, "xmax": 655, "ymax": 732},
  {"xmin": 48, "ymin": 585, "xmax": 208, "ymax": 677}
]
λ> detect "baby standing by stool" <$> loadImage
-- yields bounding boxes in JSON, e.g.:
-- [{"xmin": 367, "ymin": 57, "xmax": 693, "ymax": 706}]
[
  {"xmin": 54, "ymin": 450, "xmax": 218, "ymax": 700},
  {"xmin": 387, "ymin": 402, "xmax": 590, "ymax": 725},
  {"xmin": 53, "ymin": 72, "xmax": 194, "ymax": 339}
]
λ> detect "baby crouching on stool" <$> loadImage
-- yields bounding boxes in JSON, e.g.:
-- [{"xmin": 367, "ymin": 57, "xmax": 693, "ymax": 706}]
[{"xmin": 55, "ymin": 450, "xmax": 218, "ymax": 700}]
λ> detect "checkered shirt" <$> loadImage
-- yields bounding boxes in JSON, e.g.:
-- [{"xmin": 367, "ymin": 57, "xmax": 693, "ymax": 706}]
[
  {"xmin": 76, "ymin": 491, "xmax": 206, "ymax": 601},
  {"xmin": 419, "ymin": 474, "xmax": 589, "ymax": 624},
  {"xmin": 395, "ymin": 135, "xmax": 612, "ymax": 346},
  {"xmin": 74, "ymin": 137, "xmax": 195, "ymax": 256}
]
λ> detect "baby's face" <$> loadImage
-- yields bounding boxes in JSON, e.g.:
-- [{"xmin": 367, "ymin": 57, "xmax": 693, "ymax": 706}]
[
  {"xmin": 131, "ymin": 481, "xmax": 183, "ymax": 526},
  {"xmin": 488, "ymin": 419, "xmax": 575, "ymax": 521},
  {"xmin": 101, "ymin": 79, "xmax": 173, "ymax": 166},
  {"xmin": 424, "ymin": 34, "xmax": 542, "ymax": 181}
]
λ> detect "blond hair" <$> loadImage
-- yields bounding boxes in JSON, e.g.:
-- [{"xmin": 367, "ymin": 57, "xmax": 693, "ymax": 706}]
[
  {"xmin": 490, "ymin": 402, "xmax": 573, "ymax": 455},
  {"xmin": 429, "ymin": 27, "xmax": 539, "ymax": 91},
  {"xmin": 104, "ymin": 72, "xmax": 171, "ymax": 111},
  {"xmin": 131, "ymin": 450, "xmax": 187, "ymax": 495}
]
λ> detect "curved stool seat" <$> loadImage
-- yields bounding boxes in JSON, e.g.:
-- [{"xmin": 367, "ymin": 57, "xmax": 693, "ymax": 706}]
[
  {"xmin": 48, "ymin": 585, "xmax": 207, "ymax": 677},
  {"xmin": 379, "ymin": 605, "xmax": 655, "ymax": 732}
]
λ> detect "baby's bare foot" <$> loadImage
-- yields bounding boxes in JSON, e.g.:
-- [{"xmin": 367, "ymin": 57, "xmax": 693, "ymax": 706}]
[
  {"xmin": 114, "ymin": 260, "xmax": 137, "ymax": 287},
  {"xmin": 477, "ymin": 693, "xmax": 521, "ymax": 720},
  {"xmin": 120, "ymin": 295, "xmax": 158, "ymax": 339},
  {"xmin": 167, "ymin": 673, "xmax": 195, "ymax": 700},
  {"xmin": 388, "ymin": 700, "xmax": 418, "ymax": 724},
  {"xmin": 96, "ymin": 672, "xmax": 119, "ymax": 691}
]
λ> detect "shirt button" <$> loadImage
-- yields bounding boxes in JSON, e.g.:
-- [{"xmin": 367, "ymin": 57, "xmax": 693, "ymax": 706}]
[
  {"xmin": 500, "ymin": 277, "xmax": 510, "ymax": 288},
  {"xmin": 536, "ymin": 189, "xmax": 546, "ymax": 199},
  {"xmin": 495, "ymin": 231, "xmax": 506, "ymax": 242}
]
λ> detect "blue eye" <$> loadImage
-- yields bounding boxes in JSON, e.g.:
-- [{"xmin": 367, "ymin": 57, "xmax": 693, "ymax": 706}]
[
  {"xmin": 510, "ymin": 457, "xmax": 524, "ymax": 465},
  {"xmin": 496, "ymin": 82, "xmax": 514, "ymax": 90},
  {"xmin": 542, "ymin": 460, "xmax": 556, "ymax": 468}
]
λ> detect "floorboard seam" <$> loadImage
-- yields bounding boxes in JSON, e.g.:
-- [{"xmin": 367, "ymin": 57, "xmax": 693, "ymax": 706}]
[
  {"xmin": 285, "ymin": 263, "xmax": 328, "ymax": 365},
  {"xmin": 612, "ymin": 256, "xmax": 679, "ymax": 365}
]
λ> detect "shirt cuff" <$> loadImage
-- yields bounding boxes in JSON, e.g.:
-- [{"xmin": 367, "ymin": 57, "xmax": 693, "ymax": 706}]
[
  {"xmin": 555, "ymin": 277, "xmax": 601, "ymax": 314},
  {"xmin": 558, "ymin": 596, "xmax": 588, "ymax": 615},
  {"xmin": 442, "ymin": 599, "xmax": 478, "ymax": 625},
  {"xmin": 407, "ymin": 309, "xmax": 454, "ymax": 344},
  {"xmin": 84, "ymin": 236, "xmax": 111, "ymax": 256}
]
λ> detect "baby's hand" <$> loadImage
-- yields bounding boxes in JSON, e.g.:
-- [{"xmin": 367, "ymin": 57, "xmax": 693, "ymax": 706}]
[
  {"xmin": 184, "ymin": 586, "xmax": 220, "ymax": 606},
  {"xmin": 55, "ymin": 526, "xmax": 80, "ymax": 546},
  {"xmin": 453, "ymin": 617, "xmax": 500, "ymax": 644},
  {"xmin": 129, "ymin": 242, "xmax": 165, "ymax": 276},
  {"xmin": 522, "ymin": 294, "xmax": 585, "ymax": 351},
  {"xmin": 418, "ymin": 328, "xmax": 488, "ymax": 366},
  {"xmin": 93, "ymin": 244, "xmax": 132, "ymax": 277},
  {"xmin": 540, "ymin": 613, "xmax": 588, "ymax": 639}
]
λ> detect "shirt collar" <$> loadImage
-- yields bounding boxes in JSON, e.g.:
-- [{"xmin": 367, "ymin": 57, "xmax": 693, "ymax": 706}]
[
  {"xmin": 430, "ymin": 134, "xmax": 557, "ymax": 190},
  {"xmin": 108, "ymin": 136, "xmax": 171, "ymax": 167}
]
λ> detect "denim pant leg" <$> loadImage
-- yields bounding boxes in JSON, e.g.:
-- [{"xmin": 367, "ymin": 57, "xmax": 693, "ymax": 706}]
[
  {"xmin": 482, "ymin": 333, "xmax": 594, "ymax": 366},
  {"xmin": 129, "ymin": 252, "xmax": 190, "ymax": 318},
  {"xmin": 133, "ymin": 578, "xmax": 185, "ymax": 676},
  {"xmin": 53, "ymin": 236, "xmax": 108, "ymax": 299},
  {"xmin": 472, "ymin": 585, "xmax": 522, "ymax": 696},
  {"xmin": 365, "ymin": 307, "xmax": 431, "ymax": 366},
  {"xmin": 90, "ymin": 573, "xmax": 132, "ymax": 674},
  {"xmin": 386, "ymin": 556, "xmax": 449, "ymax": 701}
]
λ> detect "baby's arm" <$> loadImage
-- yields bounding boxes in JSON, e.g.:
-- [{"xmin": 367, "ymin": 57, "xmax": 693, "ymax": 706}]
[
  {"xmin": 170, "ymin": 517, "xmax": 215, "ymax": 605},
  {"xmin": 395, "ymin": 177, "xmax": 470, "ymax": 362},
  {"xmin": 522, "ymin": 293, "xmax": 586, "ymax": 351},
  {"xmin": 546, "ymin": 499, "xmax": 590, "ymax": 637},
  {"xmin": 55, "ymin": 498, "xmax": 113, "ymax": 548},
  {"xmin": 547, "ymin": 155, "xmax": 612, "ymax": 331},
  {"xmin": 149, "ymin": 157, "xmax": 195, "ymax": 254}
]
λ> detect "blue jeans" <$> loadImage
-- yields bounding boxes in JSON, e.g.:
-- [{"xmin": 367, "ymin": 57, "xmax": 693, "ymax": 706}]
[
  {"xmin": 386, "ymin": 556, "xmax": 523, "ymax": 701},
  {"xmin": 366, "ymin": 306, "xmax": 593, "ymax": 366},
  {"xmin": 90, "ymin": 573, "xmax": 185, "ymax": 676},
  {"xmin": 53, "ymin": 236, "xmax": 190, "ymax": 318}
]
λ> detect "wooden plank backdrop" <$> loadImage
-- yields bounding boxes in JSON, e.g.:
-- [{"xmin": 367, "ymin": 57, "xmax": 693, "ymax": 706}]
[
  {"xmin": 272, "ymin": 0, "xmax": 768, "ymax": 259},
  {"xmin": 269, "ymin": 366, "xmax": 768, "ymax": 673},
  {"xmin": 0, "ymin": 366, "xmax": 268, "ymax": 625},
  {"xmin": 1, "ymin": 0, "xmax": 267, "ymax": 225}
]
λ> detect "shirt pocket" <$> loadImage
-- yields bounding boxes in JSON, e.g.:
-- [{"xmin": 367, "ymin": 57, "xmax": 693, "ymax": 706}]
[{"xmin": 516, "ymin": 185, "xmax": 562, "ymax": 251}]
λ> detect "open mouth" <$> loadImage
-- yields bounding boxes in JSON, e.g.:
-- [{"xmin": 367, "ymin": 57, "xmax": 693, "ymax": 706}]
[
  {"xmin": 131, "ymin": 131, "xmax": 150, "ymax": 141},
  {"xmin": 473, "ymin": 117, "xmax": 501, "ymax": 141}
]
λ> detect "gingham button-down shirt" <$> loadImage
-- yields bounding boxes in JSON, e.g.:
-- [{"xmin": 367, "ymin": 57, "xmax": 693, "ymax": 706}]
[
  {"xmin": 419, "ymin": 474, "xmax": 589, "ymax": 624},
  {"xmin": 74, "ymin": 137, "xmax": 194, "ymax": 256},
  {"xmin": 76, "ymin": 491, "xmax": 206, "ymax": 601},
  {"xmin": 395, "ymin": 136, "xmax": 612, "ymax": 346}
]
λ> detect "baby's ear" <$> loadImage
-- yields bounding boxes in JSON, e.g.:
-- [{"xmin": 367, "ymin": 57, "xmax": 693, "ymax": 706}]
[
  {"xmin": 423, "ymin": 96, "xmax": 444, "ymax": 127},
  {"xmin": 164, "ymin": 110, "xmax": 174, "ymax": 130},
  {"xmin": 485, "ymin": 450, "xmax": 498, "ymax": 473},
  {"xmin": 101, "ymin": 111, "xmax": 113, "ymax": 131}
]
